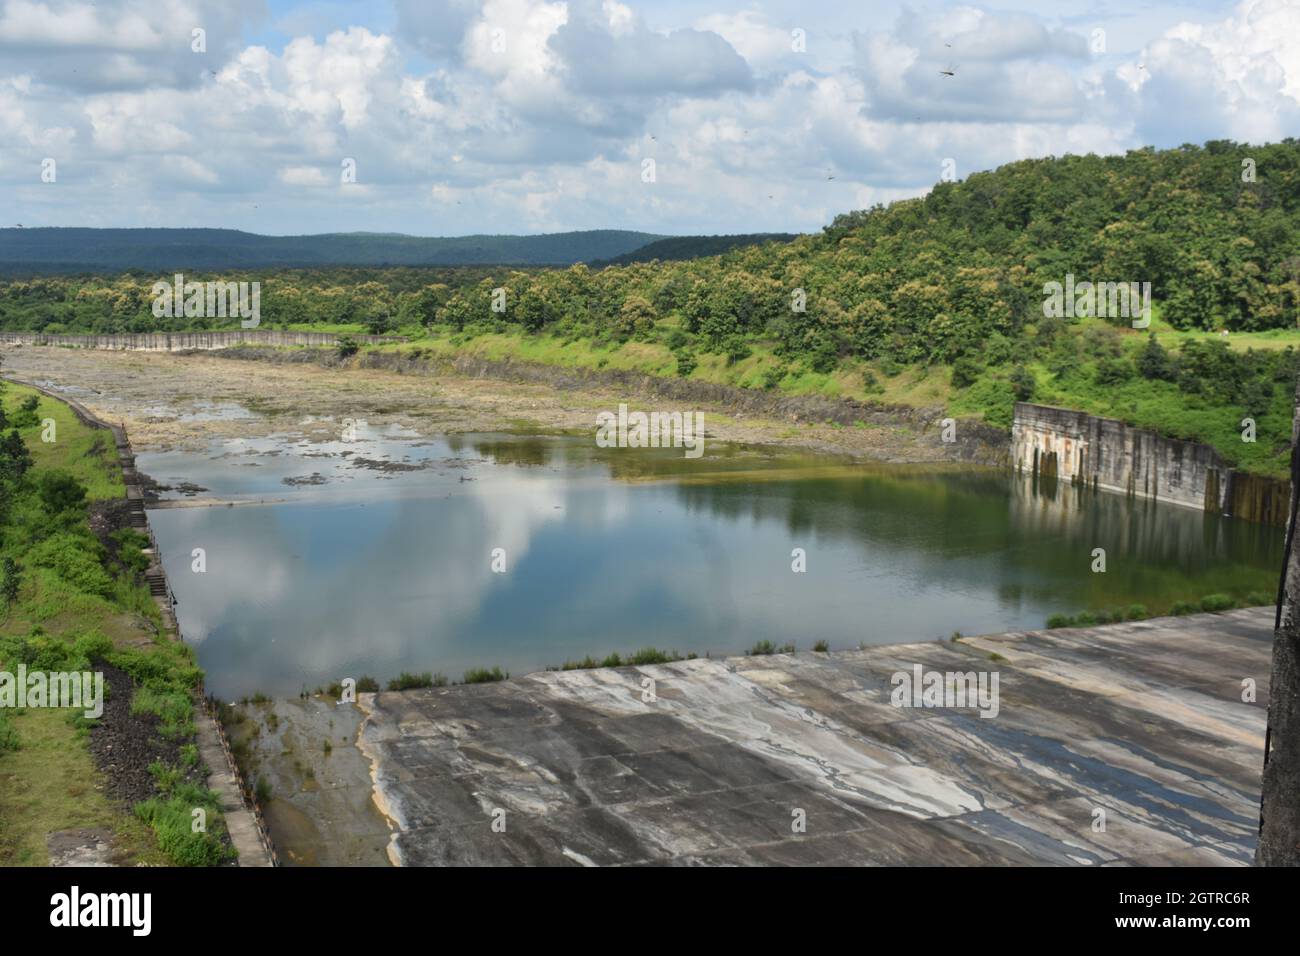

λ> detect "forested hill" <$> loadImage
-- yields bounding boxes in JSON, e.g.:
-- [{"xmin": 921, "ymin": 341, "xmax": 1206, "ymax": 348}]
[
  {"xmin": 0, "ymin": 228, "xmax": 667, "ymax": 272},
  {"xmin": 589, "ymin": 233, "xmax": 799, "ymax": 267},
  {"xmin": 433, "ymin": 139, "xmax": 1299, "ymax": 358}
]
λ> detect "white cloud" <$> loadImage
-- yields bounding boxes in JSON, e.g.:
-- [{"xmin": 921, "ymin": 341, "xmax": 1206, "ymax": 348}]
[
  {"xmin": 278, "ymin": 165, "xmax": 329, "ymax": 186},
  {"xmin": 1130, "ymin": 0, "xmax": 1300, "ymax": 143},
  {"xmin": 693, "ymin": 11, "xmax": 795, "ymax": 70},
  {"xmin": 0, "ymin": 0, "xmax": 1296, "ymax": 235}
]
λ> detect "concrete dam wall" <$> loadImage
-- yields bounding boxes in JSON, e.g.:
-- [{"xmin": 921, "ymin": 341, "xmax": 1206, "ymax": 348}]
[
  {"xmin": 1012, "ymin": 402, "xmax": 1288, "ymax": 526},
  {"xmin": 0, "ymin": 330, "xmax": 404, "ymax": 350}
]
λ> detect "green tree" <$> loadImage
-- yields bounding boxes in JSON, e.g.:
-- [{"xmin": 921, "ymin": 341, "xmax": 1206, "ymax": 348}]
[
  {"xmin": 1, "ymin": 557, "xmax": 19, "ymax": 610},
  {"xmin": 1010, "ymin": 365, "xmax": 1036, "ymax": 402},
  {"xmin": 38, "ymin": 470, "xmax": 88, "ymax": 515},
  {"xmin": 1137, "ymin": 334, "xmax": 1174, "ymax": 381},
  {"xmin": 950, "ymin": 357, "xmax": 981, "ymax": 389},
  {"xmin": 0, "ymin": 429, "xmax": 32, "ymax": 482},
  {"xmin": 615, "ymin": 295, "xmax": 656, "ymax": 341}
]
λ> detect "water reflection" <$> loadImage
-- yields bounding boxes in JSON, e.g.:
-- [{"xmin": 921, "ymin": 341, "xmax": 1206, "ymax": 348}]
[{"xmin": 142, "ymin": 432, "xmax": 1281, "ymax": 700}]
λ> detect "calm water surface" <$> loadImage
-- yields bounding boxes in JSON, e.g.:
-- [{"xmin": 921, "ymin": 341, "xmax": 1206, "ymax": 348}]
[{"xmin": 140, "ymin": 425, "xmax": 1283, "ymax": 699}]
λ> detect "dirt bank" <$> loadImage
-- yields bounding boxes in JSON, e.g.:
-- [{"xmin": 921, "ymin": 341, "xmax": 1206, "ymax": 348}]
[{"xmin": 1, "ymin": 343, "xmax": 1008, "ymax": 463}]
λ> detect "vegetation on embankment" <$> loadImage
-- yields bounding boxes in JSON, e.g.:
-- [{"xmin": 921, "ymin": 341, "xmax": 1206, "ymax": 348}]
[
  {"xmin": 4, "ymin": 140, "xmax": 1299, "ymax": 475},
  {"xmin": 0, "ymin": 375, "xmax": 233, "ymax": 865},
  {"xmin": 1046, "ymin": 590, "xmax": 1274, "ymax": 629}
]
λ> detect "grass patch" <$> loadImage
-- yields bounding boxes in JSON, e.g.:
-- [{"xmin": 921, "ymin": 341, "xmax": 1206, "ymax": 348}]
[
  {"xmin": 385, "ymin": 671, "xmax": 447, "ymax": 691},
  {"xmin": 133, "ymin": 782, "xmax": 235, "ymax": 867},
  {"xmin": 462, "ymin": 666, "xmax": 508, "ymax": 684}
]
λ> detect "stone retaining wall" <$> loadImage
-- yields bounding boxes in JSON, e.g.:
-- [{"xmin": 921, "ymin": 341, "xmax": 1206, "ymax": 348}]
[{"xmin": 1012, "ymin": 401, "xmax": 1287, "ymax": 526}]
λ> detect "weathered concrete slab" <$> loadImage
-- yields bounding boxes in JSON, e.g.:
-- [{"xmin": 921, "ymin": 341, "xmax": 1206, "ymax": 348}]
[{"xmin": 357, "ymin": 608, "xmax": 1271, "ymax": 866}]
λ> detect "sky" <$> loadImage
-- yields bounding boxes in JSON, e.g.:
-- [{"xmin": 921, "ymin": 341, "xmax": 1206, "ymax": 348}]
[{"xmin": 1, "ymin": 0, "xmax": 1298, "ymax": 237}]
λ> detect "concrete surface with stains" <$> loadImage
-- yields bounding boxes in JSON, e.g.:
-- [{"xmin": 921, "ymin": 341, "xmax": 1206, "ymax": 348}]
[{"xmin": 349, "ymin": 608, "xmax": 1270, "ymax": 866}]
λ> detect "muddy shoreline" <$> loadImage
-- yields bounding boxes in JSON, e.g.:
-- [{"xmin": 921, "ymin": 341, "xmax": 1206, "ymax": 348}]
[{"xmin": 0, "ymin": 343, "xmax": 1008, "ymax": 464}]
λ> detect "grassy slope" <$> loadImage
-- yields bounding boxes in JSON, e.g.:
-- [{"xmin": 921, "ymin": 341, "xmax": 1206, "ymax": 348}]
[{"xmin": 0, "ymin": 384, "xmax": 214, "ymax": 865}]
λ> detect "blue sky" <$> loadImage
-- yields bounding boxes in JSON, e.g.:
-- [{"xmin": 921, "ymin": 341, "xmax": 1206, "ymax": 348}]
[{"xmin": 2, "ymin": 0, "xmax": 1297, "ymax": 236}]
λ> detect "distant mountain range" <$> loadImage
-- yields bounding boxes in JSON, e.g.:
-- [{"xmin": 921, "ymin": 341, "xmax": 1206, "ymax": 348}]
[
  {"xmin": 588, "ymin": 233, "xmax": 800, "ymax": 267},
  {"xmin": 0, "ymin": 228, "xmax": 665, "ymax": 272},
  {"xmin": 0, "ymin": 228, "xmax": 801, "ymax": 273}
]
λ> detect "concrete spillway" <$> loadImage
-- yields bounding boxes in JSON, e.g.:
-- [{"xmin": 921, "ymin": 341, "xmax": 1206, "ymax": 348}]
[{"xmin": 345, "ymin": 608, "xmax": 1270, "ymax": 866}]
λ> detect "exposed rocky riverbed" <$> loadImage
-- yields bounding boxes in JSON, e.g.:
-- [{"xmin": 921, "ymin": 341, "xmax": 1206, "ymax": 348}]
[{"xmin": 0, "ymin": 343, "xmax": 1006, "ymax": 463}]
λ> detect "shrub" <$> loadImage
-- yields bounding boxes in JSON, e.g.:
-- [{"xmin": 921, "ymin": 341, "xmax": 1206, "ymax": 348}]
[
  {"xmin": 1095, "ymin": 357, "xmax": 1135, "ymax": 386},
  {"xmin": 130, "ymin": 684, "xmax": 193, "ymax": 738},
  {"xmin": 38, "ymin": 470, "xmax": 88, "ymax": 515},
  {"xmin": 748, "ymin": 640, "xmax": 776, "ymax": 655},
  {"xmin": 10, "ymin": 396, "xmax": 41, "ymax": 428},
  {"xmin": 110, "ymin": 528, "xmax": 151, "ymax": 577},
  {"xmin": 336, "ymin": 336, "xmax": 360, "ymax": 359},
  {"xmin": 665, "ymin": 329, "xmax": 690, "ymax": 351},
  {"xmin": 386, "ymin": 671, "xmax": 439, "ymax": 691},
  {"xmin": 950, "ymin": 357, "xmax": 981, "ymax": 389},
  {"xmin": 1010, "ymin": 365, "xmax": 1035, "ymax": 402},
  {"xmin": 1045, "ymin": 614, "xmax": 1073, "ymax": 629},
  {"xmin": 356, "ymin": 675, "xmax": 379, "ymax": 693},
  {"xmin": 675, "ymin": 350, "xmax": 698, "ymax": 378},
  {"xmin": 1125, "ymin": 604, "xmax": 1148, "ymax": 621},
  {"xmin": 0, "ymin": 429, "xmax": 32, "ymax": 481},
  {"xmin": 724, "ymin": 338, "xmax": 752, "ymax": 366},
  {"xmin": 1138, "ymin": 335, "xmax": 1174, "ymax": 381},
  {"xmin": 29, "ymin": 533, "xmax": 113, "ymax": 596},
  {"xmin": 133, "ymin": 784, "xmax": 232, "ymax": 867},
  {"xmin": 0, "ymin": 712, "xmax": 18, "ymax": 752},
  {"xmin": 813, "ymin": 640, "xmax": 830, "ymax": 652},
  {"xmin": 1199, "ymin": 593, "xmax": 1236, "ymax": 612},
  {"xmin": 625, "ymin": 648, "xmax": 679, "ymax": 666},
  {"xmin": 1245, "ymin": 591, "xmax": 1272, "ymax": 607},
  {"xmin": 1169, "ymin": 600, "xmax": 1198, "ymax": 616},
  {"xmin": 1, "ymin": 557, "xmax": 18, "ymax": 608}
]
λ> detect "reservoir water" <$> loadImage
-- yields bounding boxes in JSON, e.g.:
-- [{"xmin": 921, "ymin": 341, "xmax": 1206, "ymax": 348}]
[{"xmin": 140, "ymin": 426, "xmax": 1283, "ymax": 700}]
